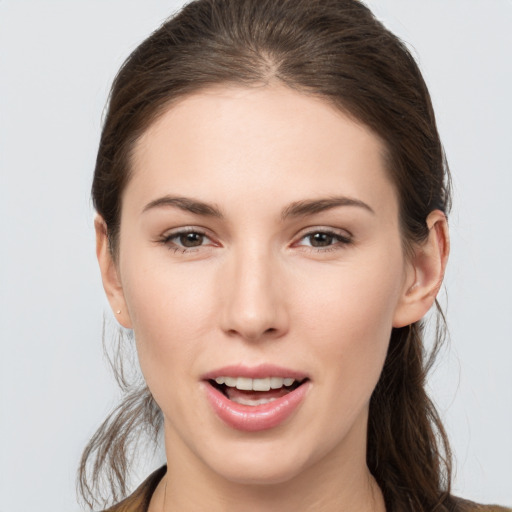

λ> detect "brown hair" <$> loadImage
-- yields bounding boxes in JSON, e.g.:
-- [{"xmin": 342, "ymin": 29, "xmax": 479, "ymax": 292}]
[{"xmin": 81, "ymin": 0, "xmax": 455, "ymax": 510}]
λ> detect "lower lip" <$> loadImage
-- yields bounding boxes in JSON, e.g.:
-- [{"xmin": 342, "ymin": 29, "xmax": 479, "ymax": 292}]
[{"xmin": 203, "ymin": 381, "xmax": 310, "ymax": 432}]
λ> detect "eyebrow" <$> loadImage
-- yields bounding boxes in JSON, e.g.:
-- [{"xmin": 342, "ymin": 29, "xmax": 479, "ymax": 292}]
[
  {"xmin": 142, "ymin": 196, "xmax": 225, "ymax": 218},
  {"xmin": 280, "ymin": 196, "xmax": 375, "ymax": 220},
  {"xmin": 142, "ymin": 195, "xmax": 374, "ymax": 219}
]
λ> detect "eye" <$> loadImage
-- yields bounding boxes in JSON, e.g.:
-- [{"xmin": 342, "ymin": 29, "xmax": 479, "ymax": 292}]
[
  {"xmin": 295, "ymin": 229, "xmax": 352, "ymax": 251},
  {"xmin": 175, "ymin": 231, "xmax": 206, "ymax": 247},
  {"xmin": 158, "ymin": 228, "xmax": 214, "ymax": 252}
]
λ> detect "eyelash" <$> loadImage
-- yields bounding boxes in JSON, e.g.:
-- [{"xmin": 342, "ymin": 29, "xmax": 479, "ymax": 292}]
[
  {"xmin": 295, "ymin": 230, "xmax": 352, "ymax": 253},
  {"xmin": 157, "ymin": 228, "xmax": 353, "ymax": 254},
  {"xmin": 157, "ymin": 228, "xmax": 212, "ymax": 254}
]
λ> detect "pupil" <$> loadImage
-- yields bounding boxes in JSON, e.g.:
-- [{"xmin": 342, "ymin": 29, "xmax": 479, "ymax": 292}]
[
  {"xmin": 310, "ymin": 233, "xmax": 333, "ymax": 247},
  {"xmin": 180, "ymin": 232, "xmax": 203, "ymax": 247}
]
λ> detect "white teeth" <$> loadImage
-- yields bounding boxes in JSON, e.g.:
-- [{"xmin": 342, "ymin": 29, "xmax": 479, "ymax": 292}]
[
  {"xmin": 236, "ymin": 377, "xmax": 252, "ymax": 390},
  {"xmin": 231, "ymin": 396, "xmax": 277, "ymax": 406},
  {"xmin": 224, "ymin": 376, "xmax": 237, "ymax": 387},
  {"xmin": 270, "ymin": 377, "xmax": 284, "ymax": 389},
  {"xmin": 252, "ymin": 378, "xmax": 271, "ymax": 391},
  {"xmin": 213, "ymin": 376, "xmax": 298, "ymax": 391}
]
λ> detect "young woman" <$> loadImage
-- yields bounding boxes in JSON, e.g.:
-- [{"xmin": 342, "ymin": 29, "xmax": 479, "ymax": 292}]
[{"xmin": 79, "ymin": 1, "xmax": 510, "ymax": 511}]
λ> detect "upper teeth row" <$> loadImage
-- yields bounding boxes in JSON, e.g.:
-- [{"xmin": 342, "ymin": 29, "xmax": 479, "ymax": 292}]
[{"xmin": 214, "ymin": 376, "xmax": 296, "ymax": 391}]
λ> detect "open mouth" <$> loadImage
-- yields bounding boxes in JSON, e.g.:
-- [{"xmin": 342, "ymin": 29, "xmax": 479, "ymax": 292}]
[
  {"xmin": 203, "ymin": 370, "xmax": 311, "ymax": 430},
  {"xmin": 208, "ymin": 376, "xmax": 308, "ymax": 406}
]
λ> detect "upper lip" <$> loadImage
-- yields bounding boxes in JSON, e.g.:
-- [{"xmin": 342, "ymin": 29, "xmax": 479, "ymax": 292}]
[{"xmin": 201, "ymin": 364, "xmax": 309, "ymax": 381}]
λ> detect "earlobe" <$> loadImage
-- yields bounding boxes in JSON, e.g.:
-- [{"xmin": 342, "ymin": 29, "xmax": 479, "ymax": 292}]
[
  {"xmin": 393, "ymin": 210, "xmax": 450, "ymax": 328},
  {"xmin": 94, "ymin": 216, "xmax": 133, "ymax": 329}
]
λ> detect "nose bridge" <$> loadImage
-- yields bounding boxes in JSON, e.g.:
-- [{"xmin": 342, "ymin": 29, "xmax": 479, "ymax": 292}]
[{"xmin": 220, "ymin": 241, "xmax": 287, "ymax": 341}]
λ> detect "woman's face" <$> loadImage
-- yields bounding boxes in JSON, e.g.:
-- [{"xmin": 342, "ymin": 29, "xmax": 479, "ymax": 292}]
[{"xmin": 112, "ymin": 85, "xmax": 417, "ymax": 485}]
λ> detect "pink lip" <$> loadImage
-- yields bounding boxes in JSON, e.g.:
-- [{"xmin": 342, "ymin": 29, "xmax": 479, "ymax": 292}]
[
  {"xmin": 201, "ymin": 364, "xmax": 309, "ymax": 380},
  {"xmin": 201, "ymin": 364, "xmax": 310, "ymax": 432}
]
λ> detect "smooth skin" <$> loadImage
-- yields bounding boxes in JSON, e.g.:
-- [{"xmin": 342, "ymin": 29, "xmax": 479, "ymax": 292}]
[{"xmin": 96, "ymin": 84, "xmax": 449, "ymax": 512}]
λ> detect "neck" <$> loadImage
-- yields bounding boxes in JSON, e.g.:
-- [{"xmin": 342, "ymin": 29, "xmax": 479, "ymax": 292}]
[
  {"xmin": 153, "ymin": 468, "xmax": 384, "ymax": 512},
  {"xmin": 153, "ymin": 420, "xmax": 386, "ymax": 512},
  {"xmin": 162, "ymin": 463, "xmax": 384, "ymax": 512}
]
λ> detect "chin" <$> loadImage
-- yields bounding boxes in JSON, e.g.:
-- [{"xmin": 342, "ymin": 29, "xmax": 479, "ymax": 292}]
[
  {"xmin": 215, "ymin": 461, "xmax": 305, "ymax": 486},
  {"xmin": 202, "ymin": 437, "xmax": 315, "ymax": 486}
]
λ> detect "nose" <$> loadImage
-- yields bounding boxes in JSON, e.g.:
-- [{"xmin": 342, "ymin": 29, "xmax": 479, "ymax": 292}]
[{"xmin": 219, "ymin": 245, "xmax": 289, "ymax": 342}]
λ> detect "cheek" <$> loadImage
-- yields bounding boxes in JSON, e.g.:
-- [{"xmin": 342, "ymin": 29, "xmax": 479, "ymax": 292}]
[
  {"xmin": 119, "ymin": 253, "xmax": 217, "ymax": 387},
  {"xmin": 296, "ymin": 249, "xmax": 405, "ymax": 385}
]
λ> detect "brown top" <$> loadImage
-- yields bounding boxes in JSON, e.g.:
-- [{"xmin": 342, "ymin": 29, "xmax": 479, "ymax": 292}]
[
  {"xmin": 103, "ymin": 466, "xmax": 166, "ymax": 512},
  {"xmin": 103, "ymin": 466, "xmax": 511, "ymax": 512}
]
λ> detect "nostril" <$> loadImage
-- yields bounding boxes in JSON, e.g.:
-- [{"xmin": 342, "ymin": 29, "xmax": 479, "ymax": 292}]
[{"xmin": 225, "ymin": 325, "xmax": 280, "ymax": 341}]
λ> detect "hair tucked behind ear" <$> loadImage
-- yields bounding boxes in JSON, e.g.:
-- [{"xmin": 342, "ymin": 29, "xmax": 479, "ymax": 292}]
[{"xmin": 83, "ymin": 0, "xmax": 457, "ymax": 510}]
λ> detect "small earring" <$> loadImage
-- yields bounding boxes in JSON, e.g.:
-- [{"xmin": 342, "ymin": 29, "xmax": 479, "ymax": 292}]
[{"xmin": 116, "ymin": 309, "xmax": 121, "ymax": 314}]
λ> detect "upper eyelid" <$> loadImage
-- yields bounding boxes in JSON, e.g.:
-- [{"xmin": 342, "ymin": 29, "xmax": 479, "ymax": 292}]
[
  {"xmin": 157, "ymin": 226, "xmax": 352, "ymax": 246},
  {"xmin": 158, "ymin": 228, "xmax": 215, "ymax": 249},
  {"xmin": 161, "ymin": 226, "xmax": 210, "ymax": 238},
  {"xmin": 160, "ymin": 226, "xmax": 351, "ymax": 236},
  {"xmin": 294, "ymin": 226, "xmax": 353, "ymax": 239}
]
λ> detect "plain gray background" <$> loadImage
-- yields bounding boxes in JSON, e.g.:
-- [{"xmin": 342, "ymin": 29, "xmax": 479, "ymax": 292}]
[{"xmin": 1, "ymin": 1, "xmax": 511, "ymax": 510}]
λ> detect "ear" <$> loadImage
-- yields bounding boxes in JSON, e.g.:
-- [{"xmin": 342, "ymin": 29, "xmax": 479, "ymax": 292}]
[
  {"xmin": 393, "ymin": 210, "xmax": 450, "ymax": 328},
  {"xmin": 94, "ymin": 215, "xmax": 133, "ymax": 329}
]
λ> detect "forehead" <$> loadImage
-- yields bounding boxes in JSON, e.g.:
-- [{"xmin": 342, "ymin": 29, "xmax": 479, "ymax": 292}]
[{"xmin": 127, "ymin": 84, "xmax": 397, "ymax": 218}]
